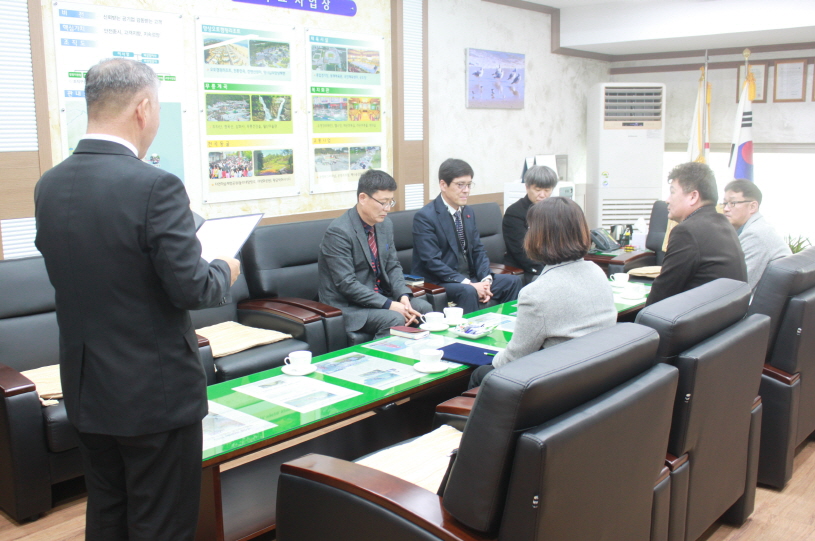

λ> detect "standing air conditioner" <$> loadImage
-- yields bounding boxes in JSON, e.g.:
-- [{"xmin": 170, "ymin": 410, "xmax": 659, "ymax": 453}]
[{"xmin": 586, "ymin": 82, "xmax": 665, "ymax": 230}]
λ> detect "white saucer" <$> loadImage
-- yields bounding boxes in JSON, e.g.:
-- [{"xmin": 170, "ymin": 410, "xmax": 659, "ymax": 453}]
[
  {"xmin": 282, "ymin": 364, "xmax": 316, "ymax": 376},
  {"xmin": 617, "ymin": 294, "xmax": 646, "ymax": 302},
  {"xmin": 414, "ymin": 361, "xmax": 448, "ymax": 374},
  {"xmin": 445, "ymin": 317, "xmax": 466, "ymax": 326},
  {"xmin": 420, "ymin": 322, "xmax": 449, "ymax": 332}
]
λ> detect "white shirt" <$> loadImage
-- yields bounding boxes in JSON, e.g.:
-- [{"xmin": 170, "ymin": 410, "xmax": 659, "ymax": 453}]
[{"xmin": 82, "ymin": 134, "xmax": 139, "ymax": 158}]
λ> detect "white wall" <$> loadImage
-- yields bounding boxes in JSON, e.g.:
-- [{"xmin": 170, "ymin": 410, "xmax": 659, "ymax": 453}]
[{"xmin": 427, "ymin": 0, "xmax": 609, "ymax": 199}]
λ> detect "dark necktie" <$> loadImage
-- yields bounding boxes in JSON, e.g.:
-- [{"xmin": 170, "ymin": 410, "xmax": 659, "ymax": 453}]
[
  {"xmin": 454, "ymin": 210, "xmax": 466, "ymax": 251},
  {"xmin": 365, "ymin": 225, "xmax": 381, "ymax": 293}
]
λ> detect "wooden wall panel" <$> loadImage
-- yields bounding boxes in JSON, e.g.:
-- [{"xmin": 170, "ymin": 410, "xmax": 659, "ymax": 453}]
[{"xmin": 0, "ymin": 152, "xmax": 40, "ymax": 220}]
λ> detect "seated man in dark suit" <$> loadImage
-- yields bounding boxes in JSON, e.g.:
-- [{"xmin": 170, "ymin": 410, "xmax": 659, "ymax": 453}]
[
  {"xmin": 502, "ymin": 165, "xmax": 558, "ymax": 284},
  {"xmin": 412, "ymin": 158, "xmax": 522, "ymax": 314},
  {"xmin": 646, "ymin": 162, "xmax": 746, "ymax": 305},
  {"xmin": 319, "ymin": 169, "xmax": 431, "ymax": 339}
]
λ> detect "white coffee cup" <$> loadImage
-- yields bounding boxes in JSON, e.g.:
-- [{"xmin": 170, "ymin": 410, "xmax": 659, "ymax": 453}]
[
  {"xmin": 419, "ymin": 349, "xmax": 444, "ymax": 365},
  {"xmin": 284, "ymin": 350, "xmax": 312, "ymax": 368},
  {"xmin": 423, "ymin": 312, "xmax": 445, "ymax": 324},
  {"xmin": 610, "ymin": 273, "xmax": 629, "ymax": 284},
  {"xmin": 443, "ymin": 306, "xmax": 464, "ymax": 321}
]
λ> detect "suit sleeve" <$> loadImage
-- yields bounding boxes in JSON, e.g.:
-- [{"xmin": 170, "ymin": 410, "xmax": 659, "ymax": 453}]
[
  {"xmin": 321, "ymin": 226, "xmax": 390, "ymax": 308},
  {"xmin": 146, "ymin": 172, "xmax": 231, "ymax": 310},
  {"xmin": 412, "ymin": 210, "xmax": 468, "ymax": 283},
  {"xmin": 502, "ymin": 206, "xmax": 537, "ymax": 273},
  {"xmin": 646, "ymin": 226, "xmax": 699, "ymax": 305}
]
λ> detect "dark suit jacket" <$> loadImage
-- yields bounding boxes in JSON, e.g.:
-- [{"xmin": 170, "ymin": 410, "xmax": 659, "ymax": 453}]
[
  {"xmin": 318, "ymin": 207, "xmax": 412, "ymax": 332},
  {"xmin": 646, "ymin": 204, "xmax": 747, "ymax": 305},
  {"xmin": 412, "ymin": 195, "xmax": 490, "ymax": 284},
  {"xmin": 502, "ymin": 195, "xmax": 541, "ymax": 274},
  {"xmin": 34, "ymin": 139, "xmax": 231, "ymax": 437}
]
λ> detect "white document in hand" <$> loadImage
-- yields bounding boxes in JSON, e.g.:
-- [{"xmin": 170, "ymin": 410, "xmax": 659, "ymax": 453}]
[{"xmin": 196, "ymin": 213, "xmax": 263, "ymax": 262}]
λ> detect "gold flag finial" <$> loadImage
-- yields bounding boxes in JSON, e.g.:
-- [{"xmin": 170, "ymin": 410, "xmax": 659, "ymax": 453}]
[{"xmin": 743, "ymin": 48, "xmax": 751, "ymax": 60}]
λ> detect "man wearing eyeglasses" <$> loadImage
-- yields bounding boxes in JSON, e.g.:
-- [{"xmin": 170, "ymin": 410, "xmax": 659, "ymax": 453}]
[
  {"xmin": 722, "ymin": 179, "xmax": 790, "ymax": 290},
  {"xmin": 646, "ymin": 162, "xmax": 747, "ymax": 306},
  {"xmin": 412, "ymin": 158, "xmax": 522, "ymax": 313},
  {"xmin": 318, "ymin": 169, "xmax": 431, "ymax": 340}
]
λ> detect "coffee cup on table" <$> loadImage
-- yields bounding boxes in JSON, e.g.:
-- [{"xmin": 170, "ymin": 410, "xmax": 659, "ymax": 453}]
[
  {"xmin": 419, "ymin": 349, "xmax": 445, "ymax": 368},
  {"xmin": 610, "ymin": 273, "xmax": 629, "ymax": 284},
  {"xmin": 284, "ymin": 350, "xmax": 312, "ymax": 368},
  {"xmin": 443, "ymin": 307, "xmax": 464, "ymax": 322},
  {"xmin": 422, "ymin": 312, "xmax": 445, "ymax": 325}
]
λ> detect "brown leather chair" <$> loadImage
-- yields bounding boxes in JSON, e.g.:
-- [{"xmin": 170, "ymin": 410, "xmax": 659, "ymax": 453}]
[{"xmin": 277, "ymin": 323, "xmax": 678, "ymax": 541}]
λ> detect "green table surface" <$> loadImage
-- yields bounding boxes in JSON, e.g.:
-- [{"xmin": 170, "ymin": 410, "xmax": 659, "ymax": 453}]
[{"xmin": 202, "ymin": 293, "xmax": 646, "ymax": 463}]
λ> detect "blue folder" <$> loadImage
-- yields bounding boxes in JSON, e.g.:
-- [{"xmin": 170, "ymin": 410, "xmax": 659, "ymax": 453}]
[{"xmin": 439, "ymin": 342, "xmax": 497, "ymax": 366}]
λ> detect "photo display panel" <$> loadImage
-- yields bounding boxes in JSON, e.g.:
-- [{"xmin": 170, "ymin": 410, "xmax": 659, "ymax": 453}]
[
  {"xmin": 52, "ymin": 3, "xmax": 186, "ymax": 180},
  {"xmin": 197, "ymin": 20, "xmax": 299, "ymax": 203},
  {"xmin": 306, "ymin": 30, "xmax": 386, "ymax": 194}
]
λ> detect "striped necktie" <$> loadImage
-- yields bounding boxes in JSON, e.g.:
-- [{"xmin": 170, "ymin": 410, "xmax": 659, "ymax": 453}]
[
  {"xmin": 454, "ymin": 210, "xmax": 466, "ymax": 251},
  {"xmin": 364, "ymin": 224, "xmax": 381, "ymax": 292}
]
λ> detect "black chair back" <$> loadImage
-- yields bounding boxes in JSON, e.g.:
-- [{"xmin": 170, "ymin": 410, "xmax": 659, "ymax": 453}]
[
  {"xmin": 468, "ymin": 202, "xmax": 505, "ymax": 263},
  {"xmin": 388, "ymin": 209, "xmax": 418, "ymax": 273},
  {"xmin": 646, "ymin": 200, "xmax": 669, "ymax": 265},
  {"xmin": 442, "ymin": 323, "xmax": 672, "ymax": 535}
]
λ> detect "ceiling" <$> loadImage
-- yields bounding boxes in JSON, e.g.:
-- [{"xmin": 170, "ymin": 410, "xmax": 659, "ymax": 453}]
[{"xmin": 522, "ymin": 0, "xmax": 815, "ymax": 57}]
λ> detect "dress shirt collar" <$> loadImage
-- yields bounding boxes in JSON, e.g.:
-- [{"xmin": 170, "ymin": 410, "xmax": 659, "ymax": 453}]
[
  {"xmin": 82, "ymin": 134, "xmax": 139, "ymax": 157},
  {"xmin": 440, "ymin": 195, "xmax": 461, "ymax": 217}
]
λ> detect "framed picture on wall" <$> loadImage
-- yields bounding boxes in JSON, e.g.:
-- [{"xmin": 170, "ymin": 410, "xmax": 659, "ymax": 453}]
[
  {"xmin": 466, "ymin": 48, "xmax": 525, "ymax": 109},
  {"xmin": 773, "ymin": 59, "xmax": 807, "ymax": 102},
  {"xmin": 736, "ymin": 62, "xmax": 767, "ymax": 103}
]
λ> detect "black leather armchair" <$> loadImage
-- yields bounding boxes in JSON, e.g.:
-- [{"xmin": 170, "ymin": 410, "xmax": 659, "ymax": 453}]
[
  {"xmin": 746, "ymin": 246, "xmax": 815, "ymax": 489},
  {"xmin": 277, "ymin": 323, "xmax": 679, "ymax": 541},
  {"xmin": 188, "ymin": 273, "xmax": 309, "ymax": 382},
  {"xmin": 241, "ymin": 218, "xmax": 349, "ymax": 353},
  {"xmin": 389, "ymin": 209, "xmax": 448, "ymax": 312},
  {"xmin": 636, "ymin": 278, "xmax": 770, "ymax": 541},
  {"xmin": 646, "ymin": 200, "xmax": 669, "ymax": 266},
  {"xmin": 468, "ymin": 202, "xmax": 524, "ymax": 277},
  {"xmin": 0, "ymin": 257, "xmax": 81, "ymax": 522}
]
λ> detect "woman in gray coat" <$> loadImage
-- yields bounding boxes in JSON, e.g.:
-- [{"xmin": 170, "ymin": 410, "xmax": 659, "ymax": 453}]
[{"xmin": 469, "ymin": 197, "xmax": 617, "ymax": 388}]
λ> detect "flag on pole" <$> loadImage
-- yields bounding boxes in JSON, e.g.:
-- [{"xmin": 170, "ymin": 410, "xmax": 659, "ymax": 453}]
[
  {"xmin": 729, "ymin": 71, "xmax": 755, "ymax": 181},
  {"xmin": 688, "ymin": 67, "xmax": 710, "ymax": 163}
]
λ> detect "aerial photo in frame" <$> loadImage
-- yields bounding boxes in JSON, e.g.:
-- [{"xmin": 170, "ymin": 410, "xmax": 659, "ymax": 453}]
[{"xmin": 466, "ymin": 48, "xmax": 525, "ymax": 109}]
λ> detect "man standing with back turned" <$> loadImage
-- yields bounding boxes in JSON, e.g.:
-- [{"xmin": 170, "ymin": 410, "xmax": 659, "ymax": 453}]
[
  {"xmin": 646, "ymin": 162, "xmax": 746, "ymax": 305},
  {"xmin": 34, "ymin": 58, "xmax": 240, "ymax": 541}
]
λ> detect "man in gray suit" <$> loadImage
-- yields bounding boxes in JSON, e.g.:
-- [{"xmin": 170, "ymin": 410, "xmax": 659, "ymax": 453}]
[{"xmin": 319, "ymin": 170, "xmax": 431, "ymax": 340}]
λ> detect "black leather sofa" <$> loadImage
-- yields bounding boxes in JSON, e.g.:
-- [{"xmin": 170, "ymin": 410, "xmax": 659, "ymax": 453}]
[
  {"xmin": 277, "ymin": 323, "xmax": 679, "ymax": 540},
  {"xmin": 636, "ymin": 279, "xmax": 770, "ymax": 541},
  {"xmin": 746, "ymin": 246, "xmax": 815, "ymax": 489}
]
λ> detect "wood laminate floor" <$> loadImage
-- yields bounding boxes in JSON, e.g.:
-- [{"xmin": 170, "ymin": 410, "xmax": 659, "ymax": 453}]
[{"xmin": 2, "ymin": 440, "xmax": 815, "ymax": 541}]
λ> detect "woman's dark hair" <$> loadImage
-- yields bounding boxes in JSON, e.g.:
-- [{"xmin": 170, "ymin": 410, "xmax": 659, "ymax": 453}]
[{"xmin": 524, "ymin": 197, "xmax": 591, "ymax": 265}]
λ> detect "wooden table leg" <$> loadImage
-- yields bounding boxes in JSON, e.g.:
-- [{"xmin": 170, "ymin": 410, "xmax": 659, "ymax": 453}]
[{"xmin": 196, "ymin": 465, "xmax": 225, "ymax": 541}]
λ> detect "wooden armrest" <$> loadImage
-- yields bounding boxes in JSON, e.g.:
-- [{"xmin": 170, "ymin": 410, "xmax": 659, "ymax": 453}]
[
  {"xmin": 763, "ymin": 364, "xmax": 800, "ymax": 386},
  {"xmin": 197, "ymin": 335, "xmax": 210, "ymax": 348},
  {"xmin": 416, "ymin": 282, "xmax": 445, "ymax": 295},
  {"xmin": 656, "ymin": 465, "xmax": 670, "ymax": 485},
  {"xmin": 436, "ymin": 396, "xmax": 475, "ymax": 417},
  {"xmin": 665, "ymin": 452, "xmax": 688, "ymax": 472},
  {"xmin": 609, "ymin": 250, "xmax": 653, "ymax": 264},
  {"xmin": 753, "ymin": 395, "xmax": 762, "ymax": 409},
  {"xmin": 408, "ymin": 286, "xmax": 427, "ymax": 297},
  {"xmin": 282, "ymin": 454, "xmax": 491, "ymax": 541},
  {"xmin": 489, "ymin": 263, "xmax": 523, "ymax": 276},
  {"xmin": 461, "ymin": 386, "xmax": 479, "ymax": 398},
  {"xmin": 272, "ymin": 297, "xmax": 343, "ymax": 318},
  {"xmin": 0, "ymin": 363, "xmax": 36, "ymax": 398},
  {"xmin": 238, "ymin": 299, "xmax": 322, "ymax": 324}
]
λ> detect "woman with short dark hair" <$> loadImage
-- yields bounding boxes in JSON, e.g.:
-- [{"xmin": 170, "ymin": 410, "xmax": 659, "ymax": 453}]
[{"xmin": 470, "ymin": 197, "xmax": 617, "ymax": 388}]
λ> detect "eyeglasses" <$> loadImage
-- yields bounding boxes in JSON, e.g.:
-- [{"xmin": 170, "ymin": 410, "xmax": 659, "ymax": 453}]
[
  {"xmin": 451, "ymin": 181, "xmax": 475, "ymax": 191},
  {"xmin": 721, "ymin": 200, "xmax": 753, "ymax": 209},
  {"xmin": 370, "ymin": 196, "xmax": 396, "ymax": 209}
]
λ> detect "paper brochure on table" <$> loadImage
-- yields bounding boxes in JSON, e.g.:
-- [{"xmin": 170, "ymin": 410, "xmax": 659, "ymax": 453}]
[
  {"xmin": 362, "ymin": 335, "xmax": 501, "ymax": 362},
  {"xmin": 234, "ymin": 375, "xmax": 362, "ymax": 413},
  {"xmin": 196, "ymin": 213, "xmax": 263, "ymax": 262},
  {"xmin": 316, "ymin": 353, "xmax": 426, "ymax": 389},
  {"xmin": 202, "ymin": 400, "xmax": 277, "ymax": 451},
  {"xmin": 466, "ymin": 313, "xmax": 517, "ymax": 333}
]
